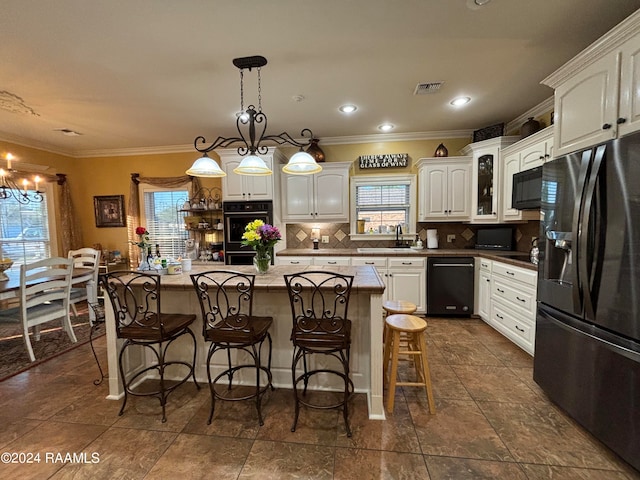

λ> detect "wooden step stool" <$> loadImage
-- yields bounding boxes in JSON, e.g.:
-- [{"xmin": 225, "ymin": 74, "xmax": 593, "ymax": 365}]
[{"xmin": 383, "ymin": 313, "xmax": 436, "ymax": 414}]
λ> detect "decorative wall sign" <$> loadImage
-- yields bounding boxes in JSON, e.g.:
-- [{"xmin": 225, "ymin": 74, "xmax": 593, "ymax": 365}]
[
  {"xmin": 473, "ymin": 123, "xmax": 504, "ymax": 143},
  {"xmin": 358, "ymin": 153, "xmax": 408, "ymax": 169},
  {"xmin": 94, "ymin": 195, "xmax": 125, "ymax": 227}
]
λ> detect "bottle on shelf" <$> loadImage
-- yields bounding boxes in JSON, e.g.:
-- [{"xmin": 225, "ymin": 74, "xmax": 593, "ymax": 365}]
[{"xmin": 155, "ymin": 244, "xmax": 161, "ymax": 258}]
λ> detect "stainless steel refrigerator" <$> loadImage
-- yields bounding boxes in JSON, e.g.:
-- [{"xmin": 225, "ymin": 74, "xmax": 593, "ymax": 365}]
[{"xmin": 534, "ymin": 132, "xmax": 640, "ymax": 470}]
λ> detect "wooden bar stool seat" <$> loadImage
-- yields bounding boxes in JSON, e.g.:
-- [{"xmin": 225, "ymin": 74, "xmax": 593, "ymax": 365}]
[
  {"xmin": 382, "ymin": 300, "xmax": 417, "ymax": 344},
  {"xmin": 383, "ymin": 314, "xmax": 436, "ymax": 414},
  {"xmin": 382, "ymin": 299, "xmax": 417, "ymax": 316}
]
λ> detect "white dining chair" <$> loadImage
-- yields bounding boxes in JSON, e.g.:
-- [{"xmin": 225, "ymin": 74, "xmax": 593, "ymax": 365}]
[
  {"xmin": 0, "ymin": 257, "xmax": 75, "ymax": 362},
  {"xmin": 68, "ymin": 248, "xmax": 101, "ymax": 323}
]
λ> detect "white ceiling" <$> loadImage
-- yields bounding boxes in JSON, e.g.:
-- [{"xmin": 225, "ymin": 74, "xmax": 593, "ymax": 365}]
[{"xmin": 1, "ymin": 0, "xmax": 639, "ymax": 157}]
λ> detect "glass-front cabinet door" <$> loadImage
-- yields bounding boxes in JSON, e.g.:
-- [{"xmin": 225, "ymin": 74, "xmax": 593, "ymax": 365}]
[
  {"xmin": 476, "ymin": 154, "xmax": 494, "ymax": 217},
  {"xmin": 461, "ymin": 136, "xmax": 519, "ymax": 223}
]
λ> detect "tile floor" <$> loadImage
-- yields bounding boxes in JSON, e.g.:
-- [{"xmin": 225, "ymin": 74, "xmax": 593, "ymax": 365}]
[{"xmin": 1, "ymin": 316, "xmax": 639, "ymax": 479}]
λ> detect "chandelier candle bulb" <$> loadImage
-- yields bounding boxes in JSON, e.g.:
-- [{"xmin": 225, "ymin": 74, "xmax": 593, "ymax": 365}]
[
  {"xmin": 6, "ymin": 153, "xmax": 12, "ymax": 169},
  {"xmin": 34, "ymin": 176, "xmax": 40, "ymax": 191},
  {"xmin": 22, "ymin": 179, "xmax": 28, "ymax": 193}
]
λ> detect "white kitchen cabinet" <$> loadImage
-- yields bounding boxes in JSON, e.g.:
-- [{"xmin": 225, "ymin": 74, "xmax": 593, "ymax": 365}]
[
  {"xmin": 387, "ymin": 257, "xmax": 426, "ymax": 313},
  {"xmin": 275, "ymin": 256, "xmax": 351, "ymax": 266},
  {"xmin": 281, "ymin": 162, "xmax": 351, "ymax": 223},
  {"xmin": 312, "ymin": 256, "xmax": 351, "ymax": 266},
  {"xmin": 275, "ymin": 256, "xmax": 313, "ymax": 266},
  {"xmin": 219, "ymin": 148, "xmax": 285, "ymax": 201},
  {"xmin": 543, "ymin": 13, "xmax": 640, "ymax": 156},
  {"xmin": 461, "ymin": 137, "xmax": 519, "ymax": 223},
  {"xmin": 416, "ymin": 157, "xmax": 472, "ymax": 221},
  {"xmin": 482, "ymin": 260, "xmax": 537, "ymax": 355},
  {"xmin": 476, "ymin": 258, "xmax": 492, "ymax": 321},
  {"xmin": 499, "ymin": 128, "xmax": 552, "ymax": 222},
  {"xmin": 351, "ymin": 256, "xmax": 426, "ymax": 313}
]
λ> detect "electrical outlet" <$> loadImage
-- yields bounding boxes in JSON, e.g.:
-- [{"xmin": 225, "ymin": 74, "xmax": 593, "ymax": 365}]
[
  {"xmin": 321, "ymin": 235, "xmax": 329, "ymax": 243},
  {"xmin": 447, "ymin": 234, "xmax": 456, "ymax": 243}
]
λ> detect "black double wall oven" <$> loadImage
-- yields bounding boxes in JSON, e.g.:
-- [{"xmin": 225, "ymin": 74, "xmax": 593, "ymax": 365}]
[{"xmin": 222, "ymin": 200, "xmax": 273, "ymax": 265}]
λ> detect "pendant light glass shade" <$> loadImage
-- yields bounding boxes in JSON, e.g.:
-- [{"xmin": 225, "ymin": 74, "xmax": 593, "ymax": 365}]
[
  {"xmin": 186, "ymin": 154, "xmax": 226, "ymax": 177},
  {"xmin": 283, "ymin": 151, "xmax": 322, "ymax": 175},
  {"xmin": 232, "ymin": 154, "xmax": 272, "ymax": 175}
]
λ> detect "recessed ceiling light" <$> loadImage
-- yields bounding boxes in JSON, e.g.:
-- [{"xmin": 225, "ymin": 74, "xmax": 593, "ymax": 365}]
[
  {"xmin": 339, "ymin": 104, "xmax": 357, "ymax": 114},
  {"xmin": 450, "ymin": 96, "xmax": 471, "ymax": 107},
  {"xmin": 378, "ymin": 123, "xmax": 395, "ymax": 132}
]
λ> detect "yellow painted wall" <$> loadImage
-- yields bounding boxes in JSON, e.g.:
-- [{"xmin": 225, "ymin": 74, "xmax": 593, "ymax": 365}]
[{"xmin": 3, "ymin": 135, "xmax": 473, "ymax": 255}]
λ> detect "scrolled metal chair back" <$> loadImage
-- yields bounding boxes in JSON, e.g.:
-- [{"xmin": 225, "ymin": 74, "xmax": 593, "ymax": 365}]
[
  {"xmin": 100, "ymin": 271, "xmax": 163, "ymax": 336},
  {"xmin": 284, "ymin": 271, "xmax": 353, "ymax": 335},
  {"xmin": 191, "ymin": 270, "xmax": 256, "ymax": 336}
]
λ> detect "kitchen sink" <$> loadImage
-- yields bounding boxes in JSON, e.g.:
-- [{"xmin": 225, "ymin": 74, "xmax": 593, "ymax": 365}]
[{"xmin": 356, "ymin": 247, "xmax": 422, "ymax": 253}]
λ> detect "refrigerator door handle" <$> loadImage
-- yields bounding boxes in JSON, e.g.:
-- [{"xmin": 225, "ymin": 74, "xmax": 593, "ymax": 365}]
[
  {"xmin": 571, "ymin": 149, "xmax": 593, "ymax": 314},
  {"xmin": 580, "ymin": 144, "xmax": 606, "ymax": 319}
]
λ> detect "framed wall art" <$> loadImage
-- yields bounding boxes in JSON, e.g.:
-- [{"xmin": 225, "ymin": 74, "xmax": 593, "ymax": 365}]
[{"xmin": 94, "ymin": 195, "xmax": 125, "ymax": 227}]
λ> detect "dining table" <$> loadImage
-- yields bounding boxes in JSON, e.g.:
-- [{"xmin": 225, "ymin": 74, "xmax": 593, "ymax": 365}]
[{"xmin": 0, "ymin": 267, "xmax": 98, "ymax": 318}]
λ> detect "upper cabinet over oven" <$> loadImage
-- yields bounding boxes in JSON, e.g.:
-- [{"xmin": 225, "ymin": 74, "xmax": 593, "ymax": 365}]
[
  {"xmin": 219, "ymin": 148, "xmax": 286, "ymax": 202},
  {"xmin": 543, "ymin": 10, "xmax": 640, "ymax": 156},
  {"xmin": 280, "ymin": 161, "xmax": 351, "ymax": 223}
]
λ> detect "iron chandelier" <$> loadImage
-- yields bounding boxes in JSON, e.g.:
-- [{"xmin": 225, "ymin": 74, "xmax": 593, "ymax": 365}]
[
  {"xmin": 187, "ymin": 55, "xmax": 322, "ymax": 177},
  {"xmin": 0, "ymin": 154, "xmax": 43, "ymax": 204}
]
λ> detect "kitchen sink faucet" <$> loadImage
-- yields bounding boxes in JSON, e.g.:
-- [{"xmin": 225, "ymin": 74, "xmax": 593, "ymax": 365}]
[{"xmin": 395, "ymin": 224, "xmax": 403, "ymax": 247}]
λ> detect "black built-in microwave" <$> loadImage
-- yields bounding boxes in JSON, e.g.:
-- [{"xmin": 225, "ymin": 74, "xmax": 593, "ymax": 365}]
[{"xmin": 512, "ymin": 166, "xmax": 542, "ymax": 210}]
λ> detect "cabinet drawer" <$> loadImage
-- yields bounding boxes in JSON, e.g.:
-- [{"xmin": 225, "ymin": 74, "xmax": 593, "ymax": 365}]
[
  {"xmin": 313, "ymin": 257, "xmax": 351, "ymax": 266},
  {"xmin": 277, "ymin": 256, "xmax": 312, "ymax": 266},
  {"xmin": 388, "ymin": 257, "xmax": 426, "ymax": 268},
  {"xmin": 351, "ymin": 257, "xmax": 388, "ymax": 267},
  {"xmin": 491, "ymin": 299, "xmax": 534, "ymax": 352},
  {"xmin": 492, "ymin": 278, "xmax": 536, "ymax": 316},
  {"xmin": 492, "ymin": 261, "xmax": 536, "ymax": 287},
  {"xmin": 478, "ymin": 258, "xmax": 492, "ymax": 272}
]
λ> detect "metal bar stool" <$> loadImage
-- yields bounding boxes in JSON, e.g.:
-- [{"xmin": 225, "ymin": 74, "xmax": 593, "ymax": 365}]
[
  {"xmin": 284, "ymin": 271, "xmax": 354, "ymax": 437},
  {"xmin": 191, "ymin": 270, "xmax": 274, "ymax": 426},
  {"xmin": 101, "ymin": 271, "xmax": 200, "ymax": 423},
  {"xmin": 383, "ymin": 313, "xmax": 436, "ymax": 414}
]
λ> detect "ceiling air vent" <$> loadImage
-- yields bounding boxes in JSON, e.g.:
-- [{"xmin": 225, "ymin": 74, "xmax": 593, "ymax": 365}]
[{"xmin": 414, "ymin": 82, "xmax": 444, "ymax": 95}]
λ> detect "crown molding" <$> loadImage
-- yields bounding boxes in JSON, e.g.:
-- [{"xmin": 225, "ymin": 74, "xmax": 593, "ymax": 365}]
[
  {"xmin": 318, "ymin": 130, "xmax": 474, "ymax": 146},
  {"xmin": 542, "ymin": 8, "xmax": 640, "ymax": 88},
  {"xmin": 66, "ymin": 130, "xmax": 476, "ymax": 157},
  {"xmin": 505, "ymin": 96, "xmax": 554, "ymax": 134},
  {"xmin": 0, "ymin": 132, "xmax": 75, "ymax": 157}
]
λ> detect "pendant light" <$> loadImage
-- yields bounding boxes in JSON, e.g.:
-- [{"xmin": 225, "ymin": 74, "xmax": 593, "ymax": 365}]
[
  {"xmin": 190, "ymin": 55, "xmax": 322, "ymax": 177},
  {"xmin": 185, "ymin": 153, "xmax": 226, "ymax": 177}
]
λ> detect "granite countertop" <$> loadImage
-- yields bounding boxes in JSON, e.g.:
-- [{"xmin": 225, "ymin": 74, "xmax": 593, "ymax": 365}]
[
  {"xmin": 276, "ymin": 248, "xmax": 536, "ymax": 270},
  {"xmin": 128, "ymin": 264, "xmax": 386, "ymax": 293}
]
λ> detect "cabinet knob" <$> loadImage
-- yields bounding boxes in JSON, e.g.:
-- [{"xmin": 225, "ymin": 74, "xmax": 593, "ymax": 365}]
[
  {"xmin": 539, "ymin": 155, "xmax": 544, "ymax": 160},
  {"xmin": 602, "ymin": 123, "xmax": 612, "ymax": 130},
  {"xmin": 515, "ymin": 325, "xmax": 525, "ymax": 333},
  {"xmin": 617, "ymin": 117, "xmax": 627, "ymax": 125},
  {"xmin": 544, "ymin": 154, "xmax": 550, "ymax": 159}
]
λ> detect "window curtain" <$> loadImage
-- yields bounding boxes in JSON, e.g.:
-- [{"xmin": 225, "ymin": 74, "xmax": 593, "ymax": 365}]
[
  {"xmin": 7, "ymin": 170, "xmax": 82, "ymax": 255},
  {"xmin": 128, "ymin": 173, "xmax": 201, "ymax": 267}
]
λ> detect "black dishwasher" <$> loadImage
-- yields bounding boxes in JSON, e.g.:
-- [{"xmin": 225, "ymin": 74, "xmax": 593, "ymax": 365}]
[{"xmin": 427, "ymin": 257, "xmax": 474, "ymax": 316}]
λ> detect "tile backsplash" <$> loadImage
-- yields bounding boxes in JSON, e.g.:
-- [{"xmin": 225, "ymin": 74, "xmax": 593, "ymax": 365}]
[{"xmin": 285, "ymin": 221, "xmax": 540, "ymax": 253}]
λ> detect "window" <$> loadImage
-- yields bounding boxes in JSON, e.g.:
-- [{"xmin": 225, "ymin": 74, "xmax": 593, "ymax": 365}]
[
  {"xmin": 141, "ymin": 186, "xmax": 189, "ymax": 259},
  {"xmin": 350, "ymin": 174, "xmax": 416, "ymax": 235},
  {"xmin": 0, "ymin": 184, "xmax": 56, "ymax": 268}
]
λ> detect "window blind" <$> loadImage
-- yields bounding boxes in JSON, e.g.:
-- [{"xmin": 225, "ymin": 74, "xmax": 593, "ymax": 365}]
[
  {"xmin": 143, "ymin": 190, "xmax": 189, "ymax": 259},
  {"xmin": 0, "ymin": 190, "xmax": 51, "ymax": 268}
]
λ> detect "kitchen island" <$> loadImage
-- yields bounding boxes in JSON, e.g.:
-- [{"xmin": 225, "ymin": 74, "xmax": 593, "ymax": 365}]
[{"xmin": 103, "ymin": 264, "xmax": 388, "ymax": 419}]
